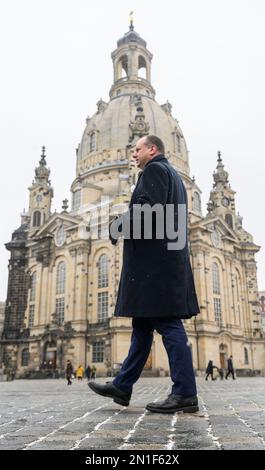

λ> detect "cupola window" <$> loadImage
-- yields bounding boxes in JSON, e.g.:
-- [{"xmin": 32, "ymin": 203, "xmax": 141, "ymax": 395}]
[
  {"xmin": 118, "ymin": 55, "xmax": 128, "ymax": 79},
  {"xmin": 90, "ymin": 132, "xmax": 96, "ymax": 152},
  {"xmin": 138, "ymin": 55, "xmax": 147, "ymax": 79},
  {"xmin": 176, "ymin": 134, "xmax": 181, "ymax": 153}
]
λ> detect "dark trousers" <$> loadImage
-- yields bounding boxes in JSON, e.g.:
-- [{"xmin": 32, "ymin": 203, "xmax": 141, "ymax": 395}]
[
  {"xmin": 205, "ymin": 372, "xmax": 214, "ymax": 381},
  {"xmin": 225, "ymin": 369, "xmax": 235, "ymax": 380},
  {"xmin": 113, "ymin": 317, "xmax": 197, "ymax": 397}
]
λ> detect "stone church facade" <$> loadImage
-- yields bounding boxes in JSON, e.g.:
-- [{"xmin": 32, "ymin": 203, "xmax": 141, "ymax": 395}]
[{"xmin": 1, "ymin": 23, "xmax": 264, "ymax": 378}]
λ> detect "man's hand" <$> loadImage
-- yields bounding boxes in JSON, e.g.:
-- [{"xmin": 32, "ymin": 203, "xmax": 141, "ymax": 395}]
[{"xmin": 109, "ymin": 216, "xmax": 120, "ymax": 245}]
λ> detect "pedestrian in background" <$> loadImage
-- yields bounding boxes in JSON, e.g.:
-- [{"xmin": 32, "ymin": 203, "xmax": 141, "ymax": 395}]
[
  {"xmin": 76, "ymin": 365, "xmax": 84, "ymax": 381},
  {"xmin": 85, "ymin": 364, "xmax": 91, "ymax": 381},
  {"xmin": 205, "ymin": 360, "xmax": 217, "ymax": 381},
  {"xmin": 225, "ymin": 356, "xmax": 236, "ymax": 380},
  {"xmin": 66, "ymin": 360, "xmax": 73, "ymax": 385},
  {"xmin": 91, "ymin": 365, "xmax": 97, "ymax": 380}
]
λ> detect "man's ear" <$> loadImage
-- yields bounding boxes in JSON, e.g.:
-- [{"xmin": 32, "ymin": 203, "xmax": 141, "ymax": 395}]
[{"xmin": 150, "ymin": 145, "xmax": 157, "ymax": 156}]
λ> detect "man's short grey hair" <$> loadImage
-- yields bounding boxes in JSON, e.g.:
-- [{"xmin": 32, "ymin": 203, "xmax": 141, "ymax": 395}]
[{"xmin": 144, "ymin": 135, "xmax": 165, "ymax": 154}]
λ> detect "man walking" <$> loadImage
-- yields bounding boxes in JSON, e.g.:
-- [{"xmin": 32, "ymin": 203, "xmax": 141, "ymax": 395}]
[
  {"xmin": 88, "ymin": 135, "xmax": 200, "ymax": 413},
  {"xmin": 85, "ymin": 364, "xmax": 91, "ymax": 381},
  {"xmin": 225, "ymin": 355, "xmax": 236, "ymax": 380},
  {"xmin": 66, "ymin": 360, "xmax": 74, "ymax": 386}
]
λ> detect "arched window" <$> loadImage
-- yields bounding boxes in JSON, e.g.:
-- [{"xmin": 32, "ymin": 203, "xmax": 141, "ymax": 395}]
[
  {"xmin": 118, "ymin": 55, "xmax": 128, "ymax": 78},
  {"xmin": 212, "ymin": 263, "xmax": 220, "ymax": 295},
  {"xmin": 56, "ymin": 261, "xmax": 66, "ymax": 295},
  {"xmin": 56, "ymin": 261, "xmax": 66, "ymax": 325},
  {"xmin": 138, "ymin": 55, "xmax": 147, "ymax": 79},
  {"xmin": 213, "ymin": 298, "xmax": 222, "ymax": 326},
  {"xmin": 97, "ymin": 292, "xmax": 108, "ymax": 322},
  {"xmin": 21, "ymin": 348, "xmax": 29, "ymax": 366},
  {"xmin": 225, "ymin": 213, "xmax": 233, "ymax": 229},
  {"xmin": 212, "ymin": 262, "xmax": 222, "ymax": 326},
  {"xmin": 55, "ymin": 299, "xmax": 65, "ymax": 325},
  {"xmin": 28, "ymin": 271, "xmax": 37, "ymax": 328},
  {"xmin": 244, "ymin": 347, "xmax": 249, "ymax": 365},
  {"xmin": 30, "ymin": 271, "xmax": 37, "ymax": 301},
  {"xmin": 33, "ymin": 211, "xmax": 41, "ymax": 227},
  {"xmin": 192, "ymin": 192, "xmax": 201, "ymax": 212},
  {"xmin": 235, "ymin": 274, "xmax": 240, "ymax": 302},
  {"xmin": 90, "ymin": 132, "xmax": 96, "ymax": 152},
  {"xmin": 96, "ymin": 253, "xmax": 109, "ymax": 322},
  {"xmin": 176, "ymin": 134, "xmax": 181, "ymax": 153},
  {"xmin": 235, "ymin": 270, "xmax": 242, "ymax": 326},
  {"xmin": 72, "ymin": 189, "xmax": 81, "ymax": 211},
  {"xmin": 98, "ymin": 254, "xmax": 108, "ymax": 288}
]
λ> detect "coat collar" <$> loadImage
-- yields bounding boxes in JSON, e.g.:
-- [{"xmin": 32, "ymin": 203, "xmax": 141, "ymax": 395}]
[{"xmin": 145, "ymin": 154, "xmax": 168, "ymax": 167}]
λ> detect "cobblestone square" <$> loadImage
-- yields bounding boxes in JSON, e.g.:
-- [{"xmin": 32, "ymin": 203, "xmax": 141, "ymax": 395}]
[{"xmin": 0, "ymin": 377, "xmax": 265, "ymax": 450}]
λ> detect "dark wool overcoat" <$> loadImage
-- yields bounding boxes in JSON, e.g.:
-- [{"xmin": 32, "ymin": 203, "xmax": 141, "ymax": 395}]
[{"xmin": 113, "ymin": 154, "xmax": 200, "ymax": 319}]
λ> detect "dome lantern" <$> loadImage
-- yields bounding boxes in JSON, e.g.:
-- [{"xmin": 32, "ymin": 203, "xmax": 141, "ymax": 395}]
[{"xmin": 109, "ymin": 20, "xmax": 155, "ymax": 100}]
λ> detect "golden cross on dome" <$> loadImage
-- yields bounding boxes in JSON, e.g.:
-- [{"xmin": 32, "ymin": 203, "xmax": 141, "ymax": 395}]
[{"xmin": 129, "ymin": 11, "xmax": 134, "ymax": 30}]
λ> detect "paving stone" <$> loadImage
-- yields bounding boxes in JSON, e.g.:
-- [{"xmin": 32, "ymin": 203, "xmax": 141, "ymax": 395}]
[{"xmin": 0, "ymin": 377, "xmax": 265, "ymax": 450}]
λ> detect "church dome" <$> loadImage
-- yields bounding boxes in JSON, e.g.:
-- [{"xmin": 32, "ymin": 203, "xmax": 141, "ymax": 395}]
[
  {"xmin": 72, "ymin": 24, "xmax": 192, "ymax": 203},
  {"xmin": 77, "ymin": 94, "xmax": 190, "ymax": 176}
]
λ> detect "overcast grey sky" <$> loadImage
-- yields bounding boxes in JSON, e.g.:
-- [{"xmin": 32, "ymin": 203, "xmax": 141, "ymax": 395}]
[{"xmin": 0, "ymin": 0, "xmax": 265, "ymax": 300}]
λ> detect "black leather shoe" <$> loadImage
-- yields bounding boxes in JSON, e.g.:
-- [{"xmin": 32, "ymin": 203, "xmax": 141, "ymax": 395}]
[
  {"xmin": 146, "ymin": 394, "xmax": 199, "ymax": 414},
  {"xmin": 88, "ymin": 381, "xmax": 131, "ymax": 406}
]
